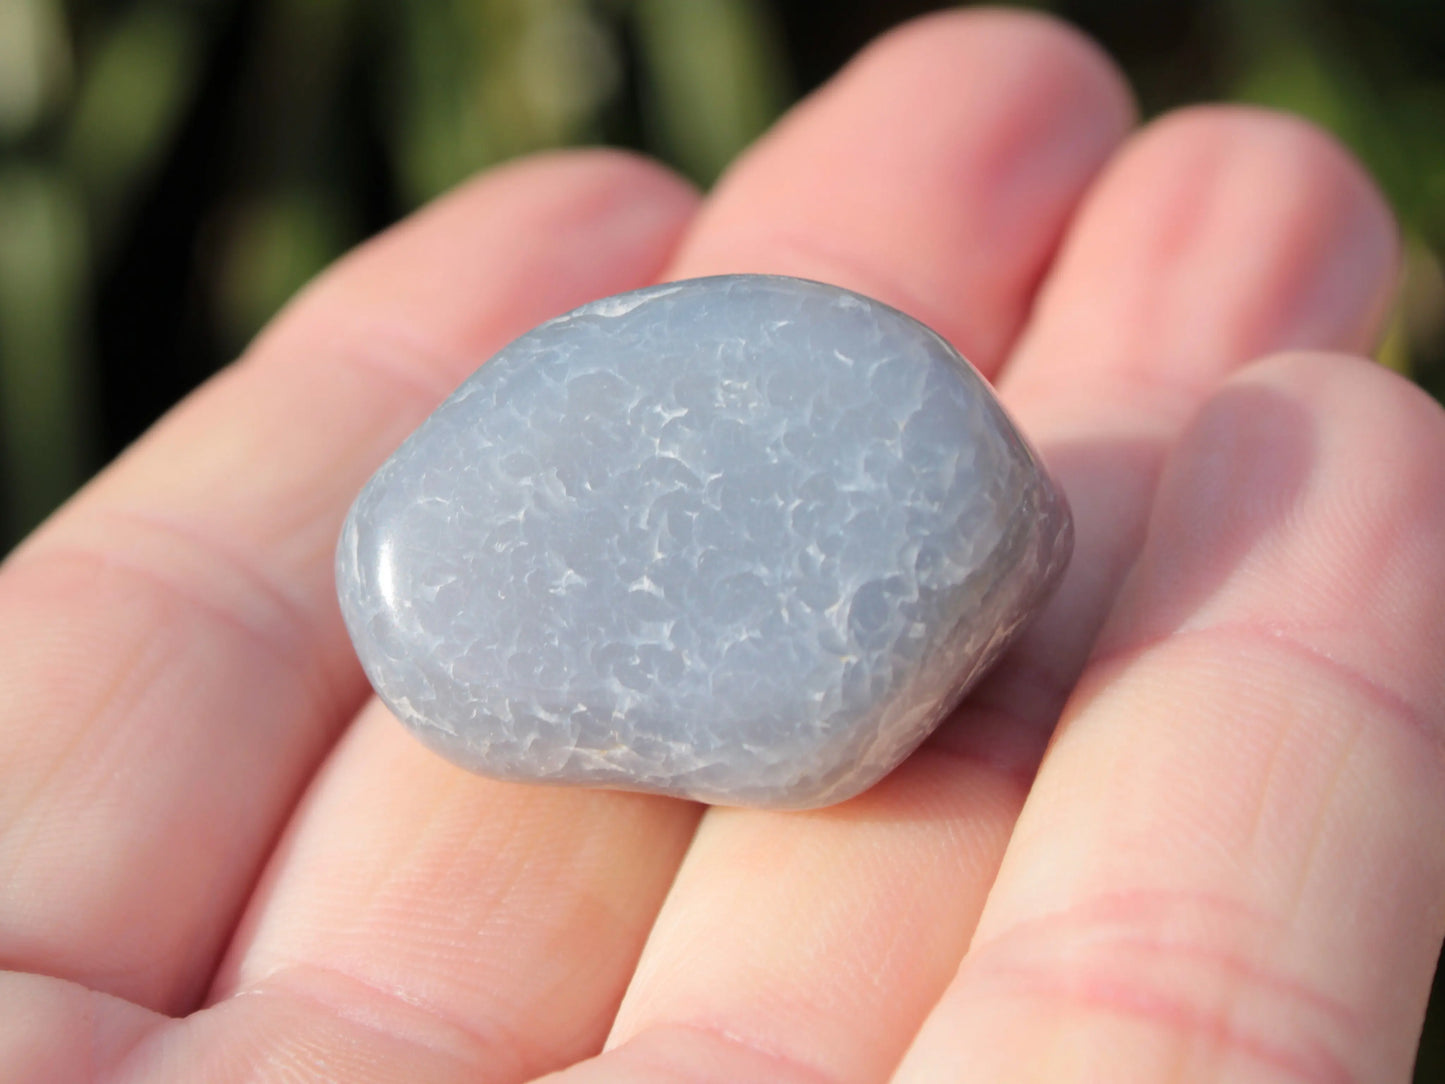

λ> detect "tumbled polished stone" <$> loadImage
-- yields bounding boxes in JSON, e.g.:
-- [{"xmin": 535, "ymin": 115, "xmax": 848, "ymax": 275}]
[{"xmin": 337, "ymin": 275, "xmax": 1071, "ymax": 808}]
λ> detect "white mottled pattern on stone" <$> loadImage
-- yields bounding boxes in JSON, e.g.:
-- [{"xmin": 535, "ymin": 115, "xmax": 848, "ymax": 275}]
[{"xmin": 337, "ymin": 275, "xmax": 1071, "ymax": 808}]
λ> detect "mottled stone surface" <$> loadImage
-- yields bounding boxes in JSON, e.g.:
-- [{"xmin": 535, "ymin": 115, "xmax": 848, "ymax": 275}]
[{"xmin": 337, "ymin": 275, "xmax": 1071, "ymax": 808}]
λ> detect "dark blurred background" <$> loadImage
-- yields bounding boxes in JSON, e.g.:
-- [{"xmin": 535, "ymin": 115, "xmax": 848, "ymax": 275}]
[{"xmin": 1, "ymin": 0, "xmax": 1442, "ymax": 1074}]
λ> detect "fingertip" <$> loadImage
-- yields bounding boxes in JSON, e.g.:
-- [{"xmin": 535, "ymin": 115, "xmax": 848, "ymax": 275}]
[
  {"xmin": 1011, "ymin": 103, "xmax": 1402, "ymax": 421},
  {"xmin": 1119, "ymin": 106, "xmax": 1398, "ymax": 355},
  {"xmin": 1231, "ymin": 348, "xmax": 1445, "ymax": 521},
  {"xmin": 1105, "ymin": 347, "xmax": 1445, "ymax": 718},
  {"xmin": 675, "ymin": 5, "xmax": 1136, "ymax": 372},
  {"xmin": 339, "ymin": 146, "xmax": 701, "ymax": 293},
  {"xmin": 254, "ymin": 147, "xmax": 699, "ymax": 383},
  {"xmin": 1141, "ymin": 104, "xmax": 1398, "ymax": 264},
  {"xmin": 442, "ymin": 147, "xmax": 702, "ymax": 238},
  {"xmin": 854, "ymin": 5, "xmax": 1136, "ymax": 132},
  {"xmin": 1238, "ymin": 347, "xmax": 1439, "ymax": 424}
]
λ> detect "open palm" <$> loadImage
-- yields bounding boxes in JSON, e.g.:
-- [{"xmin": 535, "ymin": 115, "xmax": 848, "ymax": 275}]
[{"xmin": 5, "ymin": 11, "xmax": 1442, "ymax": 1082}]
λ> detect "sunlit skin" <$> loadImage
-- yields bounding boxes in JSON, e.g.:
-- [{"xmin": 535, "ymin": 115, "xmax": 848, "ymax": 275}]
[{"xmin": 3, "ymin": 9, "xmax": 1443, "ymax": 1082}]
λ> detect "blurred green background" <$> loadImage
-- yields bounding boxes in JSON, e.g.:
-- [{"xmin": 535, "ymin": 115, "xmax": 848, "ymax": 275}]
[{"xmin": 0, "ymin": 0, "xmax": 1442, "ymax": 1074}]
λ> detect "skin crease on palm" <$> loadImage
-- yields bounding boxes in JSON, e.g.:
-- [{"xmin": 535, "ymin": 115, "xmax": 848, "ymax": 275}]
[{"xmin": 1, "ymin": 6, "xmax": 1443, "ymax": 1082}]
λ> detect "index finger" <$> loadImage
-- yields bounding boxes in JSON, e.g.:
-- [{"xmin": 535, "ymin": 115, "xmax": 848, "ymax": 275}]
[{"xmin": 0, "ymin": 151, "xmax": 697, "ymax": 1013}]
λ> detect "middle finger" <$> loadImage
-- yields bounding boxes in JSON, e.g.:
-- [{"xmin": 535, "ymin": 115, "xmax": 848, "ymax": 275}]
[{"xmin": 202, "ymin": 10, "xmax": 1130, "ymax": 1082}]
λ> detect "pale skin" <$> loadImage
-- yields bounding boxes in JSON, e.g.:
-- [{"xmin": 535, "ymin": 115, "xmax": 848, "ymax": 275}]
[{"xmin": 2, "ymin": 8, "xmax": 1443, "ymax": 1081}]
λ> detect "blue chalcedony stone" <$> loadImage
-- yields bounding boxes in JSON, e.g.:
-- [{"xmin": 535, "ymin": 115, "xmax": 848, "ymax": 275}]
[{"xmin": 336, "ymin": 275, "xmax": 1071, "ymax": 808}]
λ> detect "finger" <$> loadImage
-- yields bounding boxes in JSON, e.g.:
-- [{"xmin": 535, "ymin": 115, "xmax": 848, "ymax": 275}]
[
  {"xmin": 201, "ymin": 706, "xmax": 700, "ymax": 1084},
  {"xmin": 668, "ymin": 7, "xmax": 1134, "ymax": 376},
  {"xmin": 968, "ymin": 104, "xmax": 1400, "ymax": 757},
  {"xmin": 0, "ymin": 971, "xmax": 163, "ymax": 1082},
  {"xmin": 207, "ymin": 10, "xmax": 1131, "ymax": 1082},
  {"xmin": 896, "ymin": 353, "xmax": 1445, "ymax": 1082},
  {"xmin": 0, "ymin": 150, "xmax": 698, "ymax": 1013},
  {"xmin": 557, "ymin": 110, "xmax": 1400, "ymax": 1082}
]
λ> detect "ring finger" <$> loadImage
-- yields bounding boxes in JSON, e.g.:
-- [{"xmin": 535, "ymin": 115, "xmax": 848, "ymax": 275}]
[{"xmin": 555, "ymin": 91, "xmax": 1400, "ymax": 1084}]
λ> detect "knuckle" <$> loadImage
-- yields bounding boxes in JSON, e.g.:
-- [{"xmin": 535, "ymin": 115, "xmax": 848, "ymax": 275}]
[{"xmin": 965, "ymin": 893, "xmax": 1359, "ymax": 1082}]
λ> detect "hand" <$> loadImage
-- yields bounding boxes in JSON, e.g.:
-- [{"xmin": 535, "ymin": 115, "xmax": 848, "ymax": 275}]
[{"xmin": 3, "ymin": 10, "xmax": 1440, "ymax": 1082}]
